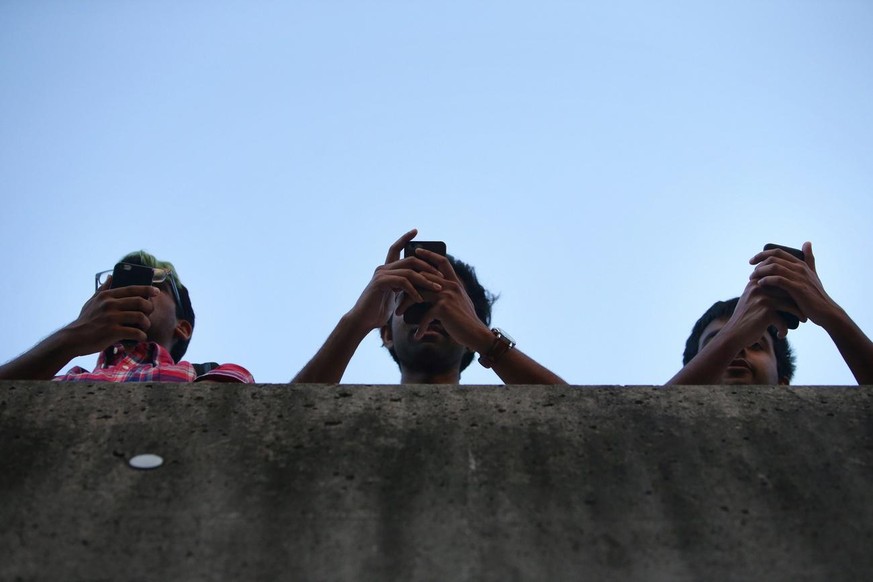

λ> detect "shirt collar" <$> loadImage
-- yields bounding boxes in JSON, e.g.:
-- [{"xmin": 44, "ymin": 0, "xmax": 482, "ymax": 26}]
[{"xmin": 97, "ymin": 342, "xmax": 177, "ymax": 368}]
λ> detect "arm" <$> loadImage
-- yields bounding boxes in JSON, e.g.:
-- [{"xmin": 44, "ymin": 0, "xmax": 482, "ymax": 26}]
[
  {"xmin": 290, "ymin": 312, "xmax": 376, "ymax": 384},
  {"xmin": 410, "ymin": 250, "xmax": 566, "ymax": 385},
  {"xmin": 751, "ymin": 242, "xmax": 873, "ymax": 385},
  {"xmin": 477, "ymin": 327, "xmax": 566, "ymax": 384},
  {"xmin": 291, "ymin": 229, "xmax": 443, "ymax": 383},
  {"xmin": 666, "ymin": 280, "xmax": 797, "ymax": 385},
  {"xmin": 492, "ymin": 350, "xmax": 566, "ymax": 385},
  {"xmin": 0, "ymin": 282, "xmax": 157, "ymax": 380}
]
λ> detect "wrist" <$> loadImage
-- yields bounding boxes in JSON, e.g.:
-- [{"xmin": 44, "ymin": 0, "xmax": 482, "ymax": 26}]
[
  {"xmin": 813, "ymin": 300, "xmax": 848, "ymax": 330},
  {"xmin": 700, "ymin": 323, "xmax": 748, "ymax": 362},
  {"xmin": 340, "ymin": 310, "xmax": 380, "ymax": 339},
  {"xmin": 54, "ymin": 325, "xmax": 92, "ymax": 359},
  {"xmin": 478, "ymin": 327, "xmax": 516, "ymax": 369},
  {"xmin": 469, "ymin": 324, "xmax": 498, "ymax": 354}
]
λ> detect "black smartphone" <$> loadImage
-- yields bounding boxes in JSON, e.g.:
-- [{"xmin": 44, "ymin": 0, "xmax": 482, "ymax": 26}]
[
  {"xmin": 404, "ymin": 241, "xmax": 447, "ymax": 259},
  {"xmin": 763, "ymin": 243, "xmax": 804, "ymax": 261},
  {"xmin": 109, "ymin": 262, "xmax": 154, "ymax": 289},
  {"xmin": 402, "ymin": 241, "xmax": 447, "ymax": 324},
  {"xmin": 762, "ymin": 244, "xmax": 805, "ymax": 329}
]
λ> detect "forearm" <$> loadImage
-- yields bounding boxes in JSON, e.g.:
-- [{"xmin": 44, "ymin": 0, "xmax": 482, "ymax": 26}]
[
  {"xmin": 819, "ymin": 307, "xmax": 873, "ymax": 385},
  {"xmin": 491, "ymin": 349, "xmax": 566, "ymax": 385},
  {"xmin": 290, "ymin": 313, "xmax": 372, "ymax": 384},
  {"xmin": 0, "ymin": 329, "xmax": 79, "ymax": 380},
  {"xmin": 666, "ymin": 333, "xmax": 740, "ymax": 385}
]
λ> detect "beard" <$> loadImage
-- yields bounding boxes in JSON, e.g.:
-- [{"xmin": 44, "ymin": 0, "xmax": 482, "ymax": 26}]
[{"xmin": 392, "ymin": 331, "xmax": 468, "ymax": 376}]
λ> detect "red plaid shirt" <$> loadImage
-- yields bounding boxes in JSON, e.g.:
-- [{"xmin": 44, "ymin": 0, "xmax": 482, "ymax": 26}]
[{"xmin": 54, "ymin": 342, "xmax": 254, "ymax": 383}]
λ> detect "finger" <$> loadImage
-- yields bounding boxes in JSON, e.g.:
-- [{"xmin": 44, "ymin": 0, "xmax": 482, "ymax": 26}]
[
  {"xmin": 376, "ymin": 268, "xmax": 442, "ymax": 293},
  {"xmin": 118, "ymin": 312, "xmax": 152, "ymax": 331},
  {"xmin": 749, "ymin": 260, "xmax": 797, "ymax": 280},
  {"xmin": 97, "ymin": 277, "xmax": 113, "ymax": 293},
  {"xmin": 802, "ymin": 241, "xmax": 817, "ymax": 273},
  {"xmin": 750, "ymin": 247, "xmax": 801, "ymax": 265},
  {"xmin": 413, "ymin": 309, "xmax": 439, "ymax": 340},
  {"xmin": 113, "ymin": 296, "xmax": 156, "ymax": 314},
  {"xmin": 376, "ymin": 274, "xmax": 427, "ymax": 303},
  {"xmin": 755, "ymin": 274, "xmax": 797, "ymax": 291},
  {"xmin": 756, "ymin": 280, "xmax": 806, "ymax": 316},
  {"xmin": 395, "ymin": 292, "xmax": 418, "ymax": 316},
  {"xmin": 771, "ymin": 318, "xmax": 789, "ymax": 340},
  {"xmin": 109, "ymin": 285, "xmax": 160, "ymax": 299},
  {"xmin": 415, "ymin": 248, "xmax": 457, "ymax": 280},
  {"xmin": 385, "ymin": 229, "xmax": 418, "ymax": 264},
  {"xmin": 114, "ymin": 325, "xmax": 149, "ymax": 343},
  {"xmin": 394, "ymin": 289, "xmax": 437, "ymax": 316},
  {"xmin": 392, "ymin": 256, "xmax": 444, "ymax": 276},
  {"xmin": 416, "ymin": 270, "xmax": 446, "ymax": 287}
]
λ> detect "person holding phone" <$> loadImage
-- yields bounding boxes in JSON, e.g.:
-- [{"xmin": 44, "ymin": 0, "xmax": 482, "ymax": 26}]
[
  {"xmin": 0, "ymin": 251, "xmax": 253, "ymax": 383},
  {"xmin": 292, "ymin": 229, "xmax": 565, "ymax": 385},
  {"xmin": 668, "ymin": 242, "xmax": 873, "ymax": 385}
]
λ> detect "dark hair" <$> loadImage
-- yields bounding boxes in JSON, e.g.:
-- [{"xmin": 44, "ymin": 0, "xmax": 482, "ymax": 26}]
[
  {"xmin": 682, "ymin": 297, "xmax": 796, "ymax": 383},
  {"xmin": 119, "ymin": 251, "xmax": 195, "ymax": 362},
  {"xmin": 387, "ymin": 254, "xmax": 496, "ymax": 373}
]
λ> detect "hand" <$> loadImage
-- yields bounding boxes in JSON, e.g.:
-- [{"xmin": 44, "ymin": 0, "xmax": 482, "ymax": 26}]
[
  {"xmin": 720, "ymin": 278, "xmax": 805, "ymax": 345},
  {"xmin": 61, "ymin": 279, "xmax": 159, "ymax": 356},
  {"xmin": 749, "ymin": 242, "xmax": 839, "ymax": 327},
  {"xmin": 347, "ymin": 229, "xmax": 444, "ymax": 332},
  {"xmin": 404, "ymin": 248, "xmax": 492, "ymax": 351}
]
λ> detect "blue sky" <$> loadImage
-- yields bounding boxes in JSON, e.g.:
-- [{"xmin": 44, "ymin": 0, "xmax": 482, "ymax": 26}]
[{"xmin": 1, "ymin": 1, "xmax": 871, "ymax": 384}]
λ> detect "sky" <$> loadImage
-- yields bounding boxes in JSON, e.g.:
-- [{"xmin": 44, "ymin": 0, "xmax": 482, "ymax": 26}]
[{"xmin": 1, "ymin": 1, "xmax": 871, "ymax": 385}]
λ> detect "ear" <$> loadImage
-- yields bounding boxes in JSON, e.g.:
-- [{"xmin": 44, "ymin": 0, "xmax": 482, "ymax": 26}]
[
  {"xmin": 174, "ymin": 319, "xmax": 193, "ymax": 342},
  {"xmin": 380, "ymin": 324, "xmax": 393, "ymax": 349}
]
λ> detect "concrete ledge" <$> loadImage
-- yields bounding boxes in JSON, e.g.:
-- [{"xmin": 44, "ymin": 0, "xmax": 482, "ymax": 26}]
[{"xmin": 2, "ymin": 382, "xmax": 872, "ymax": 581}]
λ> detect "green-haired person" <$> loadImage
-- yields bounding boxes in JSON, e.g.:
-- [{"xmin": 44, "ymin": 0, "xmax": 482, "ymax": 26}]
[{"xmin": 0, "ymin": 251, "xmax": 252, "ymax": 382}]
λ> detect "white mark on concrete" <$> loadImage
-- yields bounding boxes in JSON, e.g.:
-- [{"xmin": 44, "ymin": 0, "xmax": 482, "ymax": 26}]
[{"xmin": 129, "ymin": 454, "xmax": 163, "ymax": 470}]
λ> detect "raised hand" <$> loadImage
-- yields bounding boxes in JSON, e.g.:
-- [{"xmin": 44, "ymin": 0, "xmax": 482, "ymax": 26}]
[
  {"xmin": 404, "ymin": 248, "xmax": 493, "ymax": 353},
  {"xmin": 63, "ymin": 279, "xmax": 158, "ymax": 357},
  {"xmin": 347, "ymin": 229, "xmax": 444, "ymax": 332},
  {"xmin": 749, "ymin": 242, "xmax": 838, "ymax": 327}
]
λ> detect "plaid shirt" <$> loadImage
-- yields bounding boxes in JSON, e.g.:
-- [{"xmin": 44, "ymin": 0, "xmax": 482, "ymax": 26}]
[{"xmin": 54, "ymin": 342, "xmax": 254, "ymax": 383}]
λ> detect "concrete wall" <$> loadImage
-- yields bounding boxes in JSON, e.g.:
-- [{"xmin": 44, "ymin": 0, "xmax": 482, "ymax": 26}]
[{"xmin": 2, "ymin": 382, "xmax": 872, "ymax": 581}]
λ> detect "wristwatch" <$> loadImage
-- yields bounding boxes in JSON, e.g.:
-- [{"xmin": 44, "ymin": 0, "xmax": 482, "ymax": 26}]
[{"xmin": 478, "ymin": 328, "xmax": 516, "ymax": 369}]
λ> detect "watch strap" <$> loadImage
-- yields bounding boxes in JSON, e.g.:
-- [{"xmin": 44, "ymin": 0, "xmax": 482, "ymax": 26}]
[{"xmin": 478, "ymin": 328, "xmax": 515, "ymax": 369}]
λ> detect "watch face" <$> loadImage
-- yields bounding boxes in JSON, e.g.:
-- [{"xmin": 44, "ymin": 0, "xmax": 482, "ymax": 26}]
[{"xmin": 493, "ymin": 327, "xmax": 516, "ymax": 346}]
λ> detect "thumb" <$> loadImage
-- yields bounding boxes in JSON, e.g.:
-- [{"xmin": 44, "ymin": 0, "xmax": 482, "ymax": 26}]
[
  {"xmin": 96, "ymin": 275, "xmax": 112, "ymax": 293},
  {"xmin": 802, "ymin": 241, "xmax": 817, "ymax": 273}
]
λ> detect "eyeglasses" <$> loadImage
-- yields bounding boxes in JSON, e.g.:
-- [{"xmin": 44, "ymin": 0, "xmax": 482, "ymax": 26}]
[{"xmin": 95, "ymin": 265, "xmax": 186, "ymax": 319}]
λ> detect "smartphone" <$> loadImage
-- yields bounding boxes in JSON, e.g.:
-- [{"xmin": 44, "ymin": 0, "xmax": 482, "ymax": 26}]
[
  {"xmin": 763, "ymin": 243, "xmax": 804, "ymax": 261},
  {"xmin": 402, "ymin": 241, "xmax": 447, "ymax": 324},
  {"xmin": 404, "ymin": 241, "xmax": 447, "ymax": 259},
  {"xmin": 109, "ymin": 262, "xmax": 154, "ymax": 289},
  {"xmin": 762, "ymin": 244, "xmax": 805, "ymax": 329}
]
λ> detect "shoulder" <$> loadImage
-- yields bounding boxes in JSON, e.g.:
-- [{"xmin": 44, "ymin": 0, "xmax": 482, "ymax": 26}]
[{"xmin": 191, "ymin": 362, "xmax": 255, "ymax": 383}]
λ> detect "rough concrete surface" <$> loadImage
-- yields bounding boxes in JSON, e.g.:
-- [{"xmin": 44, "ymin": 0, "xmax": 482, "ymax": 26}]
[{"xmin": 1, "ymin": 382, "xmax": 872, "ymax": 582}]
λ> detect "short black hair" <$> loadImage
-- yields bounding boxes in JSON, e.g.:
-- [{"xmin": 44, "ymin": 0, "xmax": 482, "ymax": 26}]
[
  {"xmin": 119, "ymin": 251, "xmax": 195, "ymax": 362},
  {"xmin": 682, "ymin": 297, "xmax": 796, "ymax": 383},
  {"xmin": 387, "ymin": 254, "xmax": 496, "ymax": 373}
]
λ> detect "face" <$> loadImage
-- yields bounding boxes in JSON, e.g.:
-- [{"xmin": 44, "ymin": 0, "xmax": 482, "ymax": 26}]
[
  {"xmin": 382, "ymin": 311, "xmax": 469, "ymax": 376},
  {"xmin": 146, "ymin": 280, "xmax": 190, "ymax": 350},
  {"xmin": 698, "ymin": 317, "xmax": 784, "ymax": 385}
]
